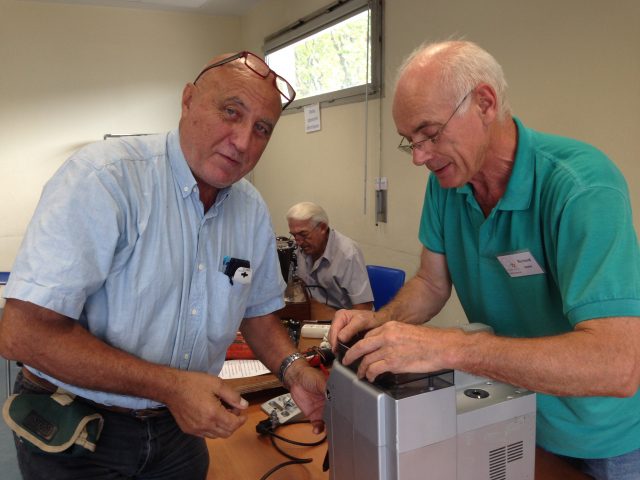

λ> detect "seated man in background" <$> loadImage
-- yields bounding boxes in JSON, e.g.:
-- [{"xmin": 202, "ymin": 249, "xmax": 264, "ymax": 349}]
[{"xmin": 286, "ymin": 202, "xmax": 373, "ymax": 314}]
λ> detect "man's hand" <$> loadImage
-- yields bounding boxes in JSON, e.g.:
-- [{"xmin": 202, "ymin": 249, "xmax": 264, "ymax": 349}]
[
  {"xmin": 328, "ymin": 309, "xmax": 384, "ymax": 352},
  {"xmin": 241, "ymin": 314, "xmax": 327, "ymax": 433},
  {"xmin": 164, "ymin": 370, "xmax": 249, "ymax": 439},
  {"xmin": 341, "ymin": 322, "xmax": 462, "ymax": 383},
  {"xmin": 284, "ymin": 362, "xmax": 327, "ymax": 434}
]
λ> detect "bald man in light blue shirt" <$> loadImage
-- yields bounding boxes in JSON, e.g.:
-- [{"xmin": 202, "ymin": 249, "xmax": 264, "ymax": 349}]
[{"xmin": 0, "ymin": 51, "xmax": 326, "ymax": 480}]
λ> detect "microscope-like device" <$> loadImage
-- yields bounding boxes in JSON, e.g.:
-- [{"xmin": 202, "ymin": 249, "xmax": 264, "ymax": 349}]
[
  {"xmin": 276, "ymin": 236, "xmax": 306, "ymax": 303},
  {"xmin": 324, "ymin": 325, "xmax": 536, "ymax": 480}
]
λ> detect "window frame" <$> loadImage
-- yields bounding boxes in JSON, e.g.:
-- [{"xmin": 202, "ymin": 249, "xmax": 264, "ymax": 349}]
[{"xmin": 263, "ymin": 0, "xmax": 383, "ymax": 113}]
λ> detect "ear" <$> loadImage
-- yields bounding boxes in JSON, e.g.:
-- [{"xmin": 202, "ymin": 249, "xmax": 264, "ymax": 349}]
[
  {"xmin": 318, "ymin": 223, "xmax": 329, "ymax": 235},
  {"xmin": 474, "ymin": 83, "xmax": 498, "ymax": 124},
  {"xmin": 181, "ymin": 83, "xmax": 195, "ymax": 116}
]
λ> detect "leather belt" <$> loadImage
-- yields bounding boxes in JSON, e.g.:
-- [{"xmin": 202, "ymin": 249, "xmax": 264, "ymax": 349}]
[{"xmin": 21, "ymin": 368, "xmax": 170, "ymax": 420}]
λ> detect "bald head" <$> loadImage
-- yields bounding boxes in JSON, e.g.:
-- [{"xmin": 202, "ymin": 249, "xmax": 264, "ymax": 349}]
[
  {"xmin": 194, "ymin": 52, "xmax": 250, "ymax": 85},
  {"xmin": 394, "ymin": 40, "xmax": 510, "ymax": 119}
]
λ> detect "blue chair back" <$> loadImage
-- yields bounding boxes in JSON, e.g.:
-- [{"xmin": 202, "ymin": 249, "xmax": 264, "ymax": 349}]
[
  {"xmin": 366, "ymin": 265, "xmax": 405, "ymax": 311},
  {"xmin": 0, "ymin": 272, "xmax": 8, "ymax": 285}
]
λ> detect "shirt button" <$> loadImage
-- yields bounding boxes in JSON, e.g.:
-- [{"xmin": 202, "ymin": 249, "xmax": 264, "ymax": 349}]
[
  {"xmin": 191, "ymin": 308, "xmax": 197, "ymax": 315},
  {"xmin": 184, "ymin": 353, "xmax": 190, "ymax": 360},
  {"xmin": 198, "ymin": 264, "xmax": 205, "ymax": 271},
  {"xmin": 183, "ymin": 186, "xmax": 189, "ymax": 192}
]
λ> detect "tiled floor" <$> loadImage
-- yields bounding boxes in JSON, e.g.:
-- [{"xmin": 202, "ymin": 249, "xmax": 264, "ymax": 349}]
[{"xmin": 1, "ymin": 359, "xmax": 22, "ymax": 480}]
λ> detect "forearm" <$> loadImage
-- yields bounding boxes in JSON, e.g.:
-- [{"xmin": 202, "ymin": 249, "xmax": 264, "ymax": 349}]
[
  {"xmin": 453, "ymin": 318, "xmax": 640, "ymax": 397},
  {"xmin": 240, "ymin": 314, "xmax": 299, "ymax": 375},
  {"xmin": 378, "ymin": 248, "xmax": 451, "ymax": 326},
  {"xmin": 380, "ymin": 274, "xmax": 450, "ymax": 325},
  {"xmin": 0, "ymin": 299, "xmax": 179, "ymax": 404}
]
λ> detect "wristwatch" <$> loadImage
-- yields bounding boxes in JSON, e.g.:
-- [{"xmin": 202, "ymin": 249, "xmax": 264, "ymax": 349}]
[{"xmin": 278, "ymin": 352, "xmax": 304, "ymax": 385}]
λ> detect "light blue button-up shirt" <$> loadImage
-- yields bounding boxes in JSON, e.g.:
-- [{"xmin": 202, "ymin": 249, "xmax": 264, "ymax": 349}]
[{"xmin": 5, "ymin": 130, "xmax": 285, "ymax": 409}]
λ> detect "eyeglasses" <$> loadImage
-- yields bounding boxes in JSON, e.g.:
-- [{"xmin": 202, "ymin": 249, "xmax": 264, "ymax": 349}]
[
  {"xmin": 193, "ymin": 51, "xmax": 297, "ymax": 110},
  {"xmin": 398, "ymin": 90, "xmax": 472, "ymax": 155},
  {"xmin": 289, "ymin": 224, "xmax": 319, "ymax": 242}
]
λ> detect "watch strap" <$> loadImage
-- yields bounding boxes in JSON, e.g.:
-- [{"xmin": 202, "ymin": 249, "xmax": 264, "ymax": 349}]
[{"xmin": 278, "ymin": 352, "xmax": 304, "ymax": 385}]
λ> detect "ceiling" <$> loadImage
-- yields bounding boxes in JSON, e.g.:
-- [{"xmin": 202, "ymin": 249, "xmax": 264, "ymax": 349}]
[{"xmin": 24, "ymin": 0, "xmax": 264, "ymax": 16}]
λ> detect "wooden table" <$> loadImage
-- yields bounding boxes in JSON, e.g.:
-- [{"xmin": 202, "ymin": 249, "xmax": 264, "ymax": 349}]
[
  {"xmin": 209, "ymin": 315, "xmax": 329, "ymax": 479},
  {"xmin": 308, "ymin": 299, "xmax": 337, "ymax": 322},
  {"xmin": 207, "ymin": 389, "xmax": 329, "ymax": 480}
]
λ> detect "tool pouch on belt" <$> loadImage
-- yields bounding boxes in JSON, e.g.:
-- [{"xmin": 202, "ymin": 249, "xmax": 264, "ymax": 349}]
[{"xmin": 2, "ymin": 389, "xmax": 104, "ymax": 456}]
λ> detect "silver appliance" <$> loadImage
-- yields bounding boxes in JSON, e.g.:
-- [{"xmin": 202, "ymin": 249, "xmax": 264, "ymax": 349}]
[{"xmin": 324, "ymin": 336, "xmax": 536, "ymax": 480}]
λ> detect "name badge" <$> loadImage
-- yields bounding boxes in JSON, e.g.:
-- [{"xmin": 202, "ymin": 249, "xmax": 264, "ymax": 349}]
[{"xmin": 496, "ymin": 250, "xmax": 545, "ymax": 278}]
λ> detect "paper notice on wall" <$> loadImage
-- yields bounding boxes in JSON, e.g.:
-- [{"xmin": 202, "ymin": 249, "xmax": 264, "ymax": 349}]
[{"xmin": 304, "ymin": 103, "xmax": 321, "ymax": 133}]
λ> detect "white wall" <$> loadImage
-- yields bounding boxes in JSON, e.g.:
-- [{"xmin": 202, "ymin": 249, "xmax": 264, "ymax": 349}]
[
  {"xmin": 1, "ymin": 0, "xmax": 638, "ymax": 328},
  {"xmin": 244, "ymin": 0, "xmax": 640, "ymax": 327},
  {"xmin": 0, "ymin": 0, "xmax": 241, "ymax": 269}
]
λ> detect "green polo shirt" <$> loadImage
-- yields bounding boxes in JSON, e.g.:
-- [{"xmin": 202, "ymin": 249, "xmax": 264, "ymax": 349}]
[{"xmin": 419, "ymin": 117, "xmax": 640, "ymax": 458}]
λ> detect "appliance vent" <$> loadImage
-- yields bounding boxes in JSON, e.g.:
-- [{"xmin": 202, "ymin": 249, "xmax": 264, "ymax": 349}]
[
  {"xmin": 507, "ymin": 441, "xmax": 524, "ymax": 463},
  {"xmin": 489, "ymin": 446, "xmax": 506, "ymax": 480}
]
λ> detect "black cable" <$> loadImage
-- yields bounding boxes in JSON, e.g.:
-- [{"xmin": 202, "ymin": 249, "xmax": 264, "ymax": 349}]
[
  {"xmin": 256, "ymin": 419, "xmax": 327, "ymax": 480},
  {"xmin": 258, "ymin": 459, "xmax": 307, "ymax": 480},
  {"xmin": 269, "ymin": 422, "xmax": 326, "ymax": 447},
  {"xmin": 269, "ymin": 435, "xmax": 315, "ymax": 462},
  {"xmin": 304, "ymin": 284, "xmax": 330, "ymax": 305}
]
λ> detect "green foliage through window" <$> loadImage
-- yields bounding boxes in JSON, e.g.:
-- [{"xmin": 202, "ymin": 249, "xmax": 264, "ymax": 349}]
[
  {"xmin": 265, "ymin": 0, "xmax": 382, "ymax": 110},
  {"xmin": 293, "ymin": 11, "xmax": 370, "ymax": 98}
]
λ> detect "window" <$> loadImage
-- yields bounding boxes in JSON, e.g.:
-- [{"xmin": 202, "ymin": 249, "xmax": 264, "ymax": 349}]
[{"xmin": 264, "ymin": 0, "xmax": 383, "ymax": 111}]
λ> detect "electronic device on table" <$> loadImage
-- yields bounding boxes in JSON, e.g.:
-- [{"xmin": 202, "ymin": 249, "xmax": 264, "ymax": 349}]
[
  {"xmin": 301, "ymin": 323, "xmax": 330, "ymax": 339},
  {"xmin": 324, "ymin": 325, "xmax": 536, "ymax": 480},
  {"xmin": 261, "ymin": 392, "xmax": 304, "ymax": 426}
]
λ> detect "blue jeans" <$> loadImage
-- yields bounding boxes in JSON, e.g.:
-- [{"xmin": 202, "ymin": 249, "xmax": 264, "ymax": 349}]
[
  {"xmin": 561, "ymin": 448, "xmax": 640, "ymax": 480},
  {"xmin": 13, "ymin": 370, "xmax": 209, "ymax": 480}
]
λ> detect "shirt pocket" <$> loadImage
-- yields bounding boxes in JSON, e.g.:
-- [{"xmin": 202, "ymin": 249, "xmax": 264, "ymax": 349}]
[{"xmin": 205, "ymin": 270, "xmax": 253, "ymax": 352}]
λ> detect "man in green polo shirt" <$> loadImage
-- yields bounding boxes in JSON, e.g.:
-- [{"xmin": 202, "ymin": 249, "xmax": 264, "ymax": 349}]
[{"xmin": 329, "ymin": 40, "xmax": 640, "ymax": 479}]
